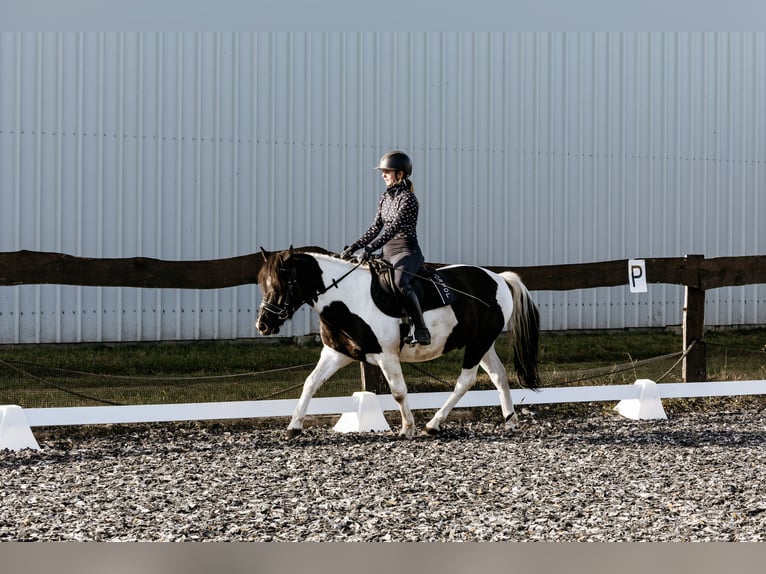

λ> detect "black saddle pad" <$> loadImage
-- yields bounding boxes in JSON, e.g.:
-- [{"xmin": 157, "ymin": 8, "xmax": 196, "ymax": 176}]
[{"xmin": 369, "ymin": 260, "xmax": 458, "ymax": 318}]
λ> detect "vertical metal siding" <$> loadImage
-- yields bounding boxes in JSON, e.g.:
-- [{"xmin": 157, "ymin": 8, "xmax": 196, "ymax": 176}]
[{"xmin": 0, "ymin": 32, "xmax": 764, "ymax": 343}]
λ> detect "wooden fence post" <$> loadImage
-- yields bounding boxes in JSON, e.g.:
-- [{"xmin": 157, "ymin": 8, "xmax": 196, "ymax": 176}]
[
  {"xmin": 360, "ymin": 362, "xmax": 388, "ymax": 394},
  {"xmin": 682, "ymin": 254, "xmax": 707, "ymax": 382}
]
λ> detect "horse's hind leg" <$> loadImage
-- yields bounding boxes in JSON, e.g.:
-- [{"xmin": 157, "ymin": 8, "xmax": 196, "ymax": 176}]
[
  {"xmin": 286, "ymin": 346, "xmax": 353, "ymax": 439},
  {"xmin": 423, "ymin": 365, "xmax": 479, "ymax": 436},
  {"xmin": 480, "ymin": 344, "xmax": 518, "ymax": 431}
]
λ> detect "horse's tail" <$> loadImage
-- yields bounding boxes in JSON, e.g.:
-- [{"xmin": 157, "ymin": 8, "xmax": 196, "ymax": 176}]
[{"xmin": 500, "ymin": 271, "xmax": 541, "ymax": 390}]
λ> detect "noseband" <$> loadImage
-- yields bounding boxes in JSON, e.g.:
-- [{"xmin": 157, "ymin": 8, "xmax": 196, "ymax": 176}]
[{"xmin": 258, "ymin": 299, "xmax": 292, "ymax": 320}]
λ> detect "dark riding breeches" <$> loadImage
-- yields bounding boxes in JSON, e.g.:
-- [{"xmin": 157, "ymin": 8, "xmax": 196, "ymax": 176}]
[{"xmin": 385, "ymin": 249, "xmax": 424, "ymax": 296}]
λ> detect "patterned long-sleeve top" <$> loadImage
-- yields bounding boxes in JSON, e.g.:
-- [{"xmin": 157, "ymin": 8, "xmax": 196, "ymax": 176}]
[{"xmin": 350, "ymin": 180, "xmax": 420, "ymax": 256}]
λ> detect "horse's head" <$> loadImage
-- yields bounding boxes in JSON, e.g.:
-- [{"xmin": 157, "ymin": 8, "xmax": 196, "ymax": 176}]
[
  {"xmin": 256, "ymin": 246, "xmax": 331, "ymax": 335},
  {"xmin": 255, "ymin": 246, "xmax": 301, "ymax": 335}
]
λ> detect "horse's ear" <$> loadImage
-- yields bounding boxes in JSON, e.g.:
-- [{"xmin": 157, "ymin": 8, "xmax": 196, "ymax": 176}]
[
  {"xmin": 288, "ymin": 245, "xmax": 294, "ymax": 257},
  {"xmin": 260, "ymin": 247, "xmax": 270, "ymax": 261}
]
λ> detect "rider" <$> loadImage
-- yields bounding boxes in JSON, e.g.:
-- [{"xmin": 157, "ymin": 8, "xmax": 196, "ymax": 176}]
[{"xmin": 341, "ymin": 150, "xmax": 431, "ymax": 345}]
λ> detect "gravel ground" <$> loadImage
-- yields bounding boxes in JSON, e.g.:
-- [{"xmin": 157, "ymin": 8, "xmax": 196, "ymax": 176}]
[{"xmin": 2, "ymin": 407, "xmax": 765, "ymax": 542}]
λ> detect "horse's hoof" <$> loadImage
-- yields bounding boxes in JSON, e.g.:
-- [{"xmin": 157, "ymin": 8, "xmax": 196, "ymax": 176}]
[
  {"xmin": 422, "ymin": 426, "xmax": 439, "ymax": 437},
  {"xmin": 285, "ymin": 428, "xmax": 303, "ymax": 440},
  {"xmin": 504, "ymin": 413, "xmax": 519, "ymax": 432}
]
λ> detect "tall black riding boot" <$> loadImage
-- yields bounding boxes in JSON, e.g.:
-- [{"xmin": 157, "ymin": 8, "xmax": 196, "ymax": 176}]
[{"xmin": 402, "ymin": 289, "xmax": 431, "ymax": 345}]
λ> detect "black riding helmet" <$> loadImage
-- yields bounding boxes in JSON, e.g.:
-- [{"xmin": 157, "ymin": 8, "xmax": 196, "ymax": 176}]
[{"xmin": 374, "ymin": 150, "xmax": 412, "ymax": 177}]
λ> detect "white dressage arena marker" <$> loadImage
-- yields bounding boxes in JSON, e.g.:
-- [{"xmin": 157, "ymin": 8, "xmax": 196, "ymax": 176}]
[
  {"xmin": 628, "ymin": 259, "xmax": 648, "ymax": 293},
  {"xmin": 614, "ymin": 379, "xmax": 668, "ymax": 420},
  {"xmin": 0, "ymin": 405, "xmax": 41, "ymax": 451},
  {"xmin": 333, "ymin": 392, "xmax": 391, "ymax": 433}
]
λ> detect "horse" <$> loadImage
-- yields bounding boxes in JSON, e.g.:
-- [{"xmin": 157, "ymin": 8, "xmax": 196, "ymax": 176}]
[{"xmin": 255, "ymin": 246, "xmax": 540, "ymax": 439}]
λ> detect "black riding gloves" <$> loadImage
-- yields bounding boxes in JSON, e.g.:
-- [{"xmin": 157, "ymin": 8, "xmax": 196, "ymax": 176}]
[
  {"xmin": 340, "ymin": 245, "xmax": 373, "ymax": 263},
  {"xmin": 356, "ymin": 248, "xmax": 372, "ymax": 263},
  {"xmin": 340, "ymin": 246, "xmax": 357, "ymax": 260}
]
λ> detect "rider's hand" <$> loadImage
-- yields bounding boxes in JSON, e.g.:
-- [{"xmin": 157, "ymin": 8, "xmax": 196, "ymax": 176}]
[
  {"xmin": 356, "ymin": 248, "xmax": 372, "ymax": 263},
  {"xmin": 340, "ymin": 246, "xmax": 356, "ymax": 260}
]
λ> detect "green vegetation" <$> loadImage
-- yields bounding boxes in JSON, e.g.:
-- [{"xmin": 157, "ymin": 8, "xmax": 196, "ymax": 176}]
[{"xmin": 1, "ymin": 329, "xmax": 764, "ymax": 415}]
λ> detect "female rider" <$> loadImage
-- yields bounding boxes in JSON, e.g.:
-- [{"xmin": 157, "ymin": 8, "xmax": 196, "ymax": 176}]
[{"xmin": 341, "ymin": 150, "xmax": 431, "ymax": 345}]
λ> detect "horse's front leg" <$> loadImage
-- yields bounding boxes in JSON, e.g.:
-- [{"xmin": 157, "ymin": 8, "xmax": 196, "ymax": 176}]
[
  {"xmin": 286, "ymin": 346, "xmax": 353, "ymax": 439},
  {"xmin": 375, "ymin": 356, "xmax": 415, "ymax": 439}
]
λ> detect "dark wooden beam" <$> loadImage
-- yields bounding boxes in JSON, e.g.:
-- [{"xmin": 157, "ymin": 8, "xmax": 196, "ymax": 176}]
[
  {"xmin": 682, "ymin": 255, "xmax": 708, "ymax": 382},
  {"xmin": 699, "ymin": 256, "xmax": 766, "ymax": 290},
  {"xmin": 0, "ymin": 246, "xmax": 332, "ymax": 290},
  {"xmin": 0, "ymin": 250, "xmax": 266, "ymax": 289}
]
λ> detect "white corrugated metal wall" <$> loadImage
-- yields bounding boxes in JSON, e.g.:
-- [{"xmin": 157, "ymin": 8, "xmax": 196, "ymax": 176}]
[{"xmin": 0, "ymin": 32, "xmax": 764, "ymax": 343}]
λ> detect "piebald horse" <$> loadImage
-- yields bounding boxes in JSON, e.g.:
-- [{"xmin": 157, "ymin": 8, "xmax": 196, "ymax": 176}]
[{"xmin": 256, "ymin": 247, "xmax": 540, "ymax": 439}]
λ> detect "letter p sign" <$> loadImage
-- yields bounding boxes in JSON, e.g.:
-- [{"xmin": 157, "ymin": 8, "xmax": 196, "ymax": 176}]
[{"xmin": 628, "ymin": 259, "xmax": 647, "ymax": 293}]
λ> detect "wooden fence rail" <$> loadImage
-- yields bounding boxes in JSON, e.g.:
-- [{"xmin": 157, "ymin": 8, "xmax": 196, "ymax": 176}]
[
  {"xmin": 3, "ymin": 249, "xmax": 765, "ymax": 292},
  {"xmin": 2, "ymin": 248, "xmax": 766, "ymax": 382}
]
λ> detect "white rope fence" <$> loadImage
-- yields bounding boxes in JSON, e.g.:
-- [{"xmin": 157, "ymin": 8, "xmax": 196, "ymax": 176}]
[{"xmin": 3, "ymin": 379, "xmax": 765, "ymax": 451}]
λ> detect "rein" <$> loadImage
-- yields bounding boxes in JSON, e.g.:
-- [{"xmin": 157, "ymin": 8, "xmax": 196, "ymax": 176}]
[{"xmin": 316, "ymin": 259, "xmax": 364, "ymax": 296}]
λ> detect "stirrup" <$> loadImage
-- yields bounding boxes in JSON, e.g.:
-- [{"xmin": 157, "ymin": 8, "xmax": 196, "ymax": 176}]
[{"xmin": 404, "ymin": 327, "xmax": 431, "ymax": 346}]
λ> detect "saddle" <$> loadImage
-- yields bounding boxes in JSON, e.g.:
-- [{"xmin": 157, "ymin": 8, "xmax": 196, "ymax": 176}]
[{"xmin": 368, "ymin": 258, "xmax": 458, "ymax": 318}]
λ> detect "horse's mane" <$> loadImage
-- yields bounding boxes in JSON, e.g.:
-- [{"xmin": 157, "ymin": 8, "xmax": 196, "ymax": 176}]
[
  {"xmin": 293, "ymin": 245, "xmax": 334, "ymax": 256},
  {"xmin": 292, "ymin": 246, "xmax": 362, "ymax": 268},
  {"xmin": 258, "ymin": 246, "xmax": 356, "ymax": 286}
]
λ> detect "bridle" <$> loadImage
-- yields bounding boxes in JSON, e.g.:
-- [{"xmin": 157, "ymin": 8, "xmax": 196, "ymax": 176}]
[{"xmin": 258, "ymin": 268, "xmax": 302, "ymax": 321}]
